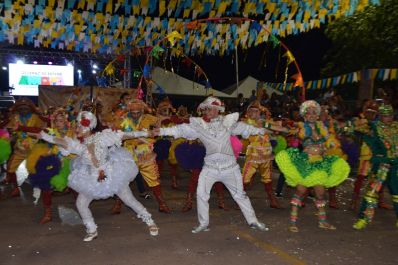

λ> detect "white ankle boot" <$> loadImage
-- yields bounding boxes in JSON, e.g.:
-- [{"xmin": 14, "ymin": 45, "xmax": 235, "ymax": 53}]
[
  {"xmin": 192, "ymin": 225, "xmax": 210, "ymax": 234},
  {"xmin": 250, "ymin": 222, "xmax": 269, "ymax": 232},
  {"xmin": 83, "ymin": 230, "xmax": 98, "ymax": 242}
]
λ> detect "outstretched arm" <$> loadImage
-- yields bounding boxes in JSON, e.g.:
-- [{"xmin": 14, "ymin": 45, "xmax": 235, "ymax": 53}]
[
  {"xmin": 231, "ymin": 122, "xmax": 267, "ymax": 138},
  {"xmin": 158, "ymin": 124, "xmax": 199, "ymax": 140},
  {"xmin": 122, "ymin": 130, "xmax": 150, "ymax": 139},
  {"xmin": 39, "ymin": 131, "xmax": 69, "ymax": 149}
]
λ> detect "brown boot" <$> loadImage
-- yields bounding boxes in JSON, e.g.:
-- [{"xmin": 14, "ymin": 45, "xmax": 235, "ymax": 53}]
[
  {"xmin": 181, "ymin": 192, "xmax": 194, "ymax": 212},
  {"xmin": 111, "ymin": 198, "xmax": 122, "ymax": 215},
  {"xmin": 152, "ymin": 185, "xmax": 171, "ymax": 213},
  {"xmin": 39, "ymin": 191, "xmax": 52, "ymax": 224},
  {"xmin": 328, "ymin": 187, "xmax": 339, "ymax": 209},
  {"xmin": 8, "ymin": 173, "xmax": 20, "ymax": 197},
  {"xmin": 265, "ymin": 182, "xmax": 282, "ymax": 209},
  {"xmin": 10, "ymin": 187, "xmax": 20, "ymax": 197},
  {"xmin": 39, "ymin": 207, "xmax": 52, "ymax": 224}
]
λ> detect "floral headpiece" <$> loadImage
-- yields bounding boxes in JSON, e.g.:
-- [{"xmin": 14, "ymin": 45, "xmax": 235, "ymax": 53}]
[
  {"xmin": 197, "ymin": 96, "xmax": 225, "ymax": 113},
  {"xmin": 378, "ymin": 104, "xmax": 393, "ymax": 116},
  {"xmin": 299, "ymin": 100, "xmax": 321, "ymax": 117},
  {"xmin": 76, "ymin": 111, "xmax": 97, "ymax": 133},
  {"xmin": 50, "ymin": 108, "xmax": 69, "ymax": 128}
]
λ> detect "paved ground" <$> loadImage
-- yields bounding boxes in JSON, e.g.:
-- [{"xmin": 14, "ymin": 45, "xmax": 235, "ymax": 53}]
[{"xmin": 1, "ymin": 162, "xmax": 398, "ymax": 265}]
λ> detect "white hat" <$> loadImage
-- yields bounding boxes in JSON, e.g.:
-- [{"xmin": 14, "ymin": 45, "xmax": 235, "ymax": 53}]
[
  {"xmin": 197, "ymin": 96, "xmax": 225, "ymax": 113},
  {"xmin": 299, "ymin": 100, "xmax": 321, "ymax": 117},
  {"xmin": 77, "ymin": 111, "xmax": 97, "ymax": 133}
]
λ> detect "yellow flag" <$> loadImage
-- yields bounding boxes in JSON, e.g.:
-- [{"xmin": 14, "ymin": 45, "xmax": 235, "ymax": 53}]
[
  {"xmin": 167, "ymin": 31, "xmax": 183, "ymax": 46},
  {"xmin": 17, "ymin": 33, "xmax": 24, "ymax": 45},
  {"xmin": 183, "ymin": 9, "xmax": 191, "ymax": 18},
  {"xmin": 218, "ymin": 2, "xmax": 228, "ymax": 14},
  {"xmin": 390, "ymin": 69, "xmax": 398, "ymax": 79},
  {"xmin": 77, "ymin": 0, "xmax": 86, "ymax": 10},
  {"xmin": 159, "ymin": 0, "xmax": 166, "ymax": 16},
  {"xmin": 283, "ymin": 51, "xmax": 295, "ymax": 64},
  {"xmin": 106, "ymin": 0, "xmax": 113, "ymax": 13}
]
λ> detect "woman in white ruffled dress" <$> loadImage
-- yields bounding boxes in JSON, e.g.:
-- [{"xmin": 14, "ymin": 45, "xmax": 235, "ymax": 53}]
[{"xmin": 39, "ymin": 111, "xmax": 159, "ymax": 241}]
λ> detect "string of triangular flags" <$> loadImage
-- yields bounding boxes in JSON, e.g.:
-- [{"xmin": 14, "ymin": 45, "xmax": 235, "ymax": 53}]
[
  {"xmin": 0, "ymin": 0, "xmax": 380, "ymax": 56},
  {"xmin": 263, "ymin": 69, "xmax": 398, "ymax": 92}
]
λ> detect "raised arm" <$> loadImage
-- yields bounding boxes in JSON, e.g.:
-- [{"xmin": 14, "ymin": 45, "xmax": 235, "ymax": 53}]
[
  {"xmin": 40, "ymin": 131, "xmax": 69, "ymax": 149},
  {"xmin": 159, "ymin": 124, "xmax": 199, "ymax": 140},
  {"xmin": 39, "ymin": 131, "xmax": 83, "ymax": 156},
  {"xmin": 231, "ymin": 122, "xmax": 267, "ymax": 139}
]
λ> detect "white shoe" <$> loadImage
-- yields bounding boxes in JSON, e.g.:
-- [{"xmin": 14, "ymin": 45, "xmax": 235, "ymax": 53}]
[
  {"xmin": 148, "ymin": 224, "xmax": 159, "ymax": 236},
  {"xmin": 83, "ymin": 230, "xmax": 98, "ymax": 242},
  {"xmin": 192, "ymin": 225, "xmax": 210, "ymax": 234},
  {"xmin": 250, "ymin": 222, "xmax": 269, "ymax": 232}
]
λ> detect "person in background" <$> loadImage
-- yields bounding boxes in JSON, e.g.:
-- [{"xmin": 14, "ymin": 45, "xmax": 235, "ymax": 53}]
[{"xmin": 5, "ymin": 99, "xmax": 47, "ymax": 197}]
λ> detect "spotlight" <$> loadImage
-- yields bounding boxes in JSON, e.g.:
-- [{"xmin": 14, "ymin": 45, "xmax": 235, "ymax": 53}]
[
  {"xmin": 92, "ymin": 70, "xmax": 97, "ymax": 74},
  {"xmin": 33, "ymin": 61, "xmax": 38, "ymax": 64},
  {"xmin": 48, "ymin": 62, "xmax": 53, "ymax": 65},
  {"xmin": 67, "ymin": 63, "xmax": 73, "ymax": 67},
  {"xmin": 16, "ymin": 60, "xmax": 24, "ymax": 64},
  {"xmin": 1, "ymin": 66, "xmax": 7, "ymax": 70},
  {"xmin": 92, "ymin": 64, "xmax": 98, "ymax": 69},
  {"xmin": 77, "ymin": 69, "xmax": 82, "ymax": 74}
]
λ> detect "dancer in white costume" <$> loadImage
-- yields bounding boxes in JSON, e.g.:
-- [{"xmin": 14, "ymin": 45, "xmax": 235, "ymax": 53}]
[
  {"xmin": 39, "ymin": 111, "xmax": 158, "ymax": 241},
  {"xmin": 155, "ymin": 96, "xmax": 284, "ymax": 233}
]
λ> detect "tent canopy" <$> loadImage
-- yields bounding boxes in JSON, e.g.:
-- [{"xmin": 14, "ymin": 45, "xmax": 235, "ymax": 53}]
[
  {"xmin": 222, "ymin": 76, "xmax": 282, "ymax": 98},
  {"xmin": 152, "ymin": 67, "xmax": 233, "ymax": 98}
]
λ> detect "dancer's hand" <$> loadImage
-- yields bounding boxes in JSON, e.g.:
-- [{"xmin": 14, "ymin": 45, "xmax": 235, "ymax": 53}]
[{"xmin": 98, "ymin": 170, "xmax": 107, "ymax": 182}]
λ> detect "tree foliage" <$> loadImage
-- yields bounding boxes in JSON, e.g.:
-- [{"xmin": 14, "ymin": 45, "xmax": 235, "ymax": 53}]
[{"xmin": 322, "ymin": 0, "xmax": 398, "ymax": 76}]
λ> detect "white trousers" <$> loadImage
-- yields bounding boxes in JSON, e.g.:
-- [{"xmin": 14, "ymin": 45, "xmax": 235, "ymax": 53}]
[
  {"xmin": 196, "ymin": 165, "xmax": 259, "ymax": 227},
  {"xmin": 76, "ymin": 185, "xmax": 153, "ymax": 233}
]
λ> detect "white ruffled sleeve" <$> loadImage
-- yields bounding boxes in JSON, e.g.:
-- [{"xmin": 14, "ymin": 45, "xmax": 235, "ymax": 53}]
[
  {"xmin": 160, "ymin": 124, "xmax": 199, "ymax": 140},
  {"xmin": 231, "ymin": 122, "xmax": 266, "ymax": 139},
  {"xmin": 99, "ymin": 129, "xmax": 124, "ymax": 147},
  {"xmin": 122, "ymin": 130, "xmax": 148, "ymax": 138}
]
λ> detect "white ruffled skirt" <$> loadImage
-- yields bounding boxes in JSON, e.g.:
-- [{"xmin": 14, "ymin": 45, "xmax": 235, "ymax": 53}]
[{"xmin": 68, "ymin": 147, "xmax": 138, "ymax": 199}]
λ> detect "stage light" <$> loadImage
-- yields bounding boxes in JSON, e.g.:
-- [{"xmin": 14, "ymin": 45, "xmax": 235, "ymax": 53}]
[
  {"xmin": 2, "ymin": 66, "xmax": 7, "ymax": 70},
  {"xmin": 92, "ymin": 69, "xmax": 97, "ymax": 74},
  {"xmin": 48, "ymin": 62, "xmax": 53, "ymax": 65},
  {"xmin": 33, "ymin": 61, "xmax": 38, "ymax": 64},
  {"xmin": 16, "ymin": 60, "xmax": 24, "ymax": 64},
  {"xmin": 77, "ymin": 69, "xmax": 82, "ymax": 74},
  {"xmin": 92, "ymin": 64, "xmax": 98, "ymax": 69},
  {"xmin": 67, "ymin": 63, "xmax": 73, "ymax": 67}
]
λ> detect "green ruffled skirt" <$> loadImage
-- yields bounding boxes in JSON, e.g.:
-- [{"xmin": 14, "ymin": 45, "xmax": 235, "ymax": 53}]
[{"xmin": 275, "ymin": 148, "xmax": 350, "ymax": 188}]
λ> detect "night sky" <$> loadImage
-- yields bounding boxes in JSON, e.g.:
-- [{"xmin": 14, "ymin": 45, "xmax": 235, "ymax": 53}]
[{"xmin": 192, "ymin": 27, "xmax": 331, "ymax": 91}]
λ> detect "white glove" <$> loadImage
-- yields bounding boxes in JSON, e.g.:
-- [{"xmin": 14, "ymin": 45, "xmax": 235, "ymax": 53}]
[{"xmin": 40, "ymin": 131, "xmax": 55, "ymax": 143}]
